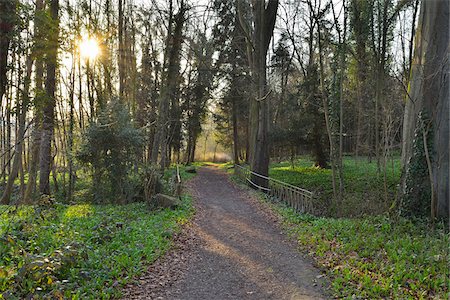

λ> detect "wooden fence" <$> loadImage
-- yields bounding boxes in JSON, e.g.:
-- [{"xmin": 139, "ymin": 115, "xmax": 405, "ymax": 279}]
[{"xmin": 234, "ymin": 164, "xmax": 314, "ymax": 214}]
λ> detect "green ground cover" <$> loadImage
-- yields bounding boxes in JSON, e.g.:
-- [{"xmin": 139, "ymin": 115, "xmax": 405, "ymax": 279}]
[
  {"xmin": 274, "ymin": 203, "xmax": 449, "ymax": 299},
  {"xmin": 269, "ymin": 156, "xmax": 401, "ymax": 216},
  {"xmin": 0, "ymin": 166, "xmax": 195, "ymax": 299},
  {"xmin": 232, "ymin": 156, "xmax": 448, "ymax": 298}
]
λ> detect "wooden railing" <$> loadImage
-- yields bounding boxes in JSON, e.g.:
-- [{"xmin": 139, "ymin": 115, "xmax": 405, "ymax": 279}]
[
  {"xmin": 234, "ymin": 164, "xmax": 314, "ymax": 214},
  {"xmin": 174, "ymin": 164, "xmax": 182, "ymax": 197}
]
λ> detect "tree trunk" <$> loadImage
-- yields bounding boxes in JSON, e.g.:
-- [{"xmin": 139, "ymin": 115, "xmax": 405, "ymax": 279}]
[
  {"xmin": 1, "ymin": 55, "xmax": 32, "ymax": 204},
  {"xmin": 401, "ymin": 0, "xmax": 449, "ymax": 219},
  {"xmin": 151, "ymin": 2, "xmax": 185, "ymax": 169},
  {"xmin": 118, "ymin": 0, "xmax": 125, "ymax": 99},
  {"xmin": 68, "ymin": 51, "xmax": 76, "ymax": 201},
  {"xmin": 23, "ymin": 0, "xmax": 45, "ymax": 203},
  {"xmin": 0, "ymin": 0, "xmax": 15, "ymax": 105},
  {"xmin": 232, "ymin": 96, "xmax": 239, "ymax": 165},
  {"xmin": 39, "ymin": 0, "xmax": 59, "ymax": 195},
  {"xmin": 245, "ymin": 0, "xmax": 278, "ymax": 188}
]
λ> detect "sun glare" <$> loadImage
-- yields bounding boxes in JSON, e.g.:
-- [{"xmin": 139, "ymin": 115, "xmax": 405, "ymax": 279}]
[{"xmin": 79, "ymin": 36, "xmax": 100, "ymax": 60}]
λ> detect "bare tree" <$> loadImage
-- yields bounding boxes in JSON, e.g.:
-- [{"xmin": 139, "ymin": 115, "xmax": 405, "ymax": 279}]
[{"xmin": 151, "ymin": 0, "xmax": 186, "ymax": 169}]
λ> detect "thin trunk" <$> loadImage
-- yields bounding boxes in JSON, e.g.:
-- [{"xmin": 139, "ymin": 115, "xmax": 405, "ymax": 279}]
[
  {"xmin": 152, "ymin": 2, "xmax": 185, "ymax": 169},
  {"xmin": 6, "ymin": 83, "xmax": 11, "ymax": 177},
  {"xmin": 39, "ymin": 0, "xmax": 59, "ymax": 195},
  {"xmin": 0, "ymin": 0, "xmax": 15, "ymax": 104},
  {"xmin": 316, "ymin": 17, "xmax": 337, "ymax": 203},
  {"xmin": 1, "ymin": 54, "xmax": 31, "ymax": 204},
  {"xmin": 232, "ymin": 97, "xmax": 239, "ymax": 165},
  {"xmin": 68, "ymin": 52, "xmax": 75, "ymax": 200},
  {"xmin": 118, "ymin": 0, "xmax": 125, "ymax": 98}
]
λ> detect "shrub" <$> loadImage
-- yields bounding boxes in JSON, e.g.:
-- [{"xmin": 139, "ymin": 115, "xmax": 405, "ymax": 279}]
[{"xmin": 77, "ymin": 97, "xmax": 144, "ymax": 203}]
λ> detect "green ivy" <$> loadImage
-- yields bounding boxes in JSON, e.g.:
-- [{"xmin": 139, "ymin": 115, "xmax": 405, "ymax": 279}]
[{"xmin": 402, "ymin": 111, "xmax": 433, "ymax": 218}]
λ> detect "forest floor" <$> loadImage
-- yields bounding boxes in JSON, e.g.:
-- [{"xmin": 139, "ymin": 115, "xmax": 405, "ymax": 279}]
[{"xmin": 122, "ymin": 166, "xmax": 328, "ymax": 299}]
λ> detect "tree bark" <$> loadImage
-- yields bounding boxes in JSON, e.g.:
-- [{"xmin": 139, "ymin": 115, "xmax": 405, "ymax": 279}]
[
  {"xmin": 118, "ymin": 0, "xmax": 125, "ymax": 99},
  {"xmin": 0, "ymin": 55, "xmax": 32, "ymax": 204},
  {"xmin": 401, "ymin": 0, "xmax": 449, "ymax": 219},
  {"xmin": 23, "ymin": 0, "xmax": 45, "ymax": 203},
  {"xmin": 0, "ymin": 0, "xmax": 15, "ymax": 105},
  {"xmin": 232, "ymin": 95, "xmax": 239, "ymax": 165},
  {"xmin": 151, "ymin": 2, "xmax": 185, "ymax": 169},
  {"xmin": 240, "ymin": 0, "xmax": 278, "ymax": 188},
  {"xmin": 39, "ymin": 0, "xmax": 59, "ymax": 195}
]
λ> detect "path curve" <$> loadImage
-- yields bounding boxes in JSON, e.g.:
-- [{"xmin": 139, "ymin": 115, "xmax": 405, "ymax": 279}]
[{"xmin": 123, "ymin": 166, "xmax": 328, "ymax": 299}]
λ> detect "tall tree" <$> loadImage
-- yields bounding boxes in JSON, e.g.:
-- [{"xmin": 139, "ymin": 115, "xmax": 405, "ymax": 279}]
[
  {"xmin": 213, "ymin": 0, "xmax": 250, "ymax": 165},
  {"xmin": 401, "ymin": 0, "xmax": 449, "ymax": 220},
  {"xmin": 349, "ymin": 0, "xmax": 371, "ymax": 157},
  {"xmin": 1, "ymin": 42, "xmax": 32, "ymax": 204},
  {"xmin": 151, "ymin": 1, "xmax": 186, "ymax": 169},
  {"xmin": 23, "ymin": 0, "xmax": 45, "ymax": 203},
  {"xmin": 0, "ymin": 0, "xmax": 16, "ymax": 106},
  {"xmin": 0, "ymin": 0, "xmax": 17, "ymax": 204},
  {"xmin": 238, "ymin": 0, "xmax": 278, "ymax": 187},
  {"xmin": 39, "ymin": 0, "xmax": 59, "ymax": 195},
  {"xmin": 184, "ymin": 33, "xmax": 214, "ymax": 165},
  {"xmin": 118, "ymin": 0, "xmax": 125, "ymax": 99}
]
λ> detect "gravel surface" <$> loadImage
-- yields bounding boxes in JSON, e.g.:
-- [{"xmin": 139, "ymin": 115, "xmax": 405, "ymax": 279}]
[{"xmin": 122, "ymin": 166, "xmax": 328, "ymax": 300}]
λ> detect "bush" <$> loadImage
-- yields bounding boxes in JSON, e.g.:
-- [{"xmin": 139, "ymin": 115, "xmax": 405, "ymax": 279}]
[{"xmin": 77, "ymin": 98, "xmax": 144, "ymax": 203}]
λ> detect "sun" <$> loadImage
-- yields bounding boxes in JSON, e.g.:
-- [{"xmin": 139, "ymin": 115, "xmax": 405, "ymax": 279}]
[{"xmin": 79, "ymin": 36, "xmax": 100, "ymax": 60}]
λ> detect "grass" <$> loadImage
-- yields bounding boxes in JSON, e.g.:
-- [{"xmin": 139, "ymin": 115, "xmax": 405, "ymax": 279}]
[
  {"xmin": 272, "ymin": 203, "xmax": 449, "ymax": 299},
  {"xmin": 269, "ymin": 156, "xmax": 401, "ymax": 216},
  {"xmin": 0, "ymin": 165, "xmax": 196, "ymax": 299},
  {"xmin": 231, "ymin": 156, "xmax": 448, "ymax": 298}
]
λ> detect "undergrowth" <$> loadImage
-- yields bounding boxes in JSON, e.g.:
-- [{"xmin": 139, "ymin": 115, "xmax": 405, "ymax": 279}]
[
  {"xmin": 276, "ymin": 204, "xmax": 449, "ymax": 299},
  {"xmin": 269, "ymin": 156, "xmax": 401, "ymax": 216},
  {"xmin": 231, "ymin": 159, "xmax": 449, "ymax": 299},
  {"xmin": 0, "ymin": 165, "xmax": 195, "ymax": 299}
]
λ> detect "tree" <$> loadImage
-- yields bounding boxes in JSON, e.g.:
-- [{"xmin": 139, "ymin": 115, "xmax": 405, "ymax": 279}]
[
  {"xmin": 213, "ymin": 0, "xmax": 250, "ymax": 165},
  {"xmin": 77, "ymin": 97, "xmax": 143, "ymax": 203},
  {"xmin": 238, "ymin": 0, "xmax": 279, "ymax": 187},
  {"xmin": 0, "ymin": 0, "xmax": 16, "ymax": 105},
  {"xmin": 183, "ymin": 32, "xmax": 214, "ymax": 165},
  {"xmin": 39, "ymin": 0, "xmax": 59, "ymax": 195},
  {"xmin": 23, "ymin": 0, "xmax": 45, "ymax": 203},
  {"xmin": 401, "ymin": 0, "xmax": 449, "ymax": 220},
  {"xmin": 0, "ymin": 15, "xmax": 32, "ymax": 204},
  {"xmin": 151, "ymin": 0, "xmax": 186, "ymax": 169},
  {"xmin": 349, "ymin": 0, "xmax": 372, "ymax": 157}
]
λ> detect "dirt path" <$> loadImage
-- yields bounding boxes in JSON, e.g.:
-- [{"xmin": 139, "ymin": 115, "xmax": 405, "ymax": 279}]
[{"xmin": 122, "ymin": 166, "xmax": 328, "ymax": 299}]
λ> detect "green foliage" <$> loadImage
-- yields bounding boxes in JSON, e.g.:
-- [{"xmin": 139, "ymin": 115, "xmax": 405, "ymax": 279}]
[
  {"xmin": 269, "ymin": 156, "xmax": 401, "ymax": 216},
  {"xmin": 212, "ymin": 0, "xmax": 250, "ymax": 157},
  {"xmin": 77, "ymin": 98, "xmax": 144, "ymax": 203},
  {"xmin": 300, "ymin": 64, "xmax": 329, "ymax": 167},
  {"xmin": 257, "ymin": 155, "xmax": 448, "ymax": 297},
  {"xmin": 0, "ymin": 196, "xmax": 194, "ymax": 299},
  {"xmin": 261, "ymin": 199, "xmax": 449, "ymax": 299},
  {"xmin": 402, "ymin": 111, "xmax": 432, "ymax": 218}
]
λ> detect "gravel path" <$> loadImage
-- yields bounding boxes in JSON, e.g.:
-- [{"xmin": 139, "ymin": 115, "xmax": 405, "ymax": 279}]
[{"xmin": 122, "ymin": 166, "xmax": 328, "ymax": 299}]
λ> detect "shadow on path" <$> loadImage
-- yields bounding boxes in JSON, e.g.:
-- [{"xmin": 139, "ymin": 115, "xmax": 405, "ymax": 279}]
[{"xmin": 123, "ymin": 166, "xmax": 328, "ymax": 300}]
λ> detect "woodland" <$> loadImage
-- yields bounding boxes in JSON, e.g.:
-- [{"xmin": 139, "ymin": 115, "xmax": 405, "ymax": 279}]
[{"xmin": 0, "ymin": 0, "xmax": 448, "ymax": 298}]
